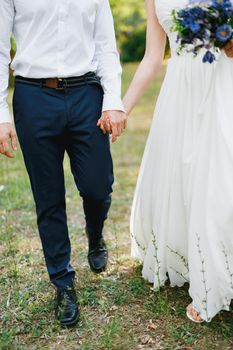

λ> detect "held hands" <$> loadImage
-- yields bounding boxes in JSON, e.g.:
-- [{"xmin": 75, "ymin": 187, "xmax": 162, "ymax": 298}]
[
  {"xmin": 97, "ymin": 110, "xmax": 127, "ymax": 142},
  {"xmin": 0, "ymin": 123, "xmax": 17, "ymax": 158},
  {"xmin": 224, "ymin": 39, "xmax": 233, "ymax": 58}
]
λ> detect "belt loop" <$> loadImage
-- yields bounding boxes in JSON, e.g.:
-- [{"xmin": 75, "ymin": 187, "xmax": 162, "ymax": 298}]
[
  {"xmin": 84, "ymin": 74, "xmax": 88, "ymax": 85},
  {"xmin": 63, "ymin": 78, "xmax": 68, "ymax": 90},
  {"xmin": 40, "ymin": 79, "xmax": 43, "ymax": 89}
]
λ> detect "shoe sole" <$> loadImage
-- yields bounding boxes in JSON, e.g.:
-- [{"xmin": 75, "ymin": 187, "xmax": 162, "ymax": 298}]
[
  {"xmin": 88, "ymin": 254, "xmax": 108, "ymax": 274},
  {"xmin": 90, "ymin": 265, "xmax": 107, "ymax": 274},
  {"xmin": 60, "ymin": 314, "xmax": 80, "ymax": 327}
]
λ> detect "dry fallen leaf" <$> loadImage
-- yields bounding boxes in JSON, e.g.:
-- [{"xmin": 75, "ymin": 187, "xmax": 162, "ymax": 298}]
[
  {"xmin": 140, "ymin": 335, "xmax": 153, "ymax": 345},
  {"xmin": 148, "ymin": 320, "xmax": 158, "ymax": 330},
  {"xmin": 110, "ymin": 305, "xmax": 118, "ymax": 311}
]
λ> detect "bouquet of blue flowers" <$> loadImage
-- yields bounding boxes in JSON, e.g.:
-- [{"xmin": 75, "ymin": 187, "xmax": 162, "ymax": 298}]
[{"xmin": 172, "ymin": 0, "xmax": 233, "ymax": 63}]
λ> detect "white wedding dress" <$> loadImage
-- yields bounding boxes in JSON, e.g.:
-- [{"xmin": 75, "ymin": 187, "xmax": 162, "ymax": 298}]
[{"xmin": 131, "ymin": 0, "xmax": 233, "ymax": 322}]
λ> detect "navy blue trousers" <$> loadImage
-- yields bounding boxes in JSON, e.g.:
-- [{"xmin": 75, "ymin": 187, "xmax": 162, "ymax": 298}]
[{"xmin": 13, "ymin": 80, "xmax": 114, "ymax": 289}]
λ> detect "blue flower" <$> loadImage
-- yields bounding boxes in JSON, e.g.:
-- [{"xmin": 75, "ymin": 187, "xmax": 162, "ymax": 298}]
[
  {"xmin": 211, "ymin": 0, "xmax": 233, "ymax": 14},
  {"xmin": 182, "ymin": 18, "xmax": 201, "ymax": 33},
  {"xmin": 211, "ymin": 0, "xmax": 232, "ymax": 9},
  {"xmin": 202, "ymin": 50, "xmax": 216, "ymax": 63},
  {"xmin": 216, "ymin": 24, "xmax": 233, "ymax": 42}
]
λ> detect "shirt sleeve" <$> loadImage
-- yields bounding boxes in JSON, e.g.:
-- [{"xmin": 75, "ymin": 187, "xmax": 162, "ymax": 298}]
[
  {"xmin": 0, "ymin": 0, "xmax": 14, "ymax": 124},
  {"xmin": 94, "ymin": 0, "xmax": 125, "ymax": 112}
]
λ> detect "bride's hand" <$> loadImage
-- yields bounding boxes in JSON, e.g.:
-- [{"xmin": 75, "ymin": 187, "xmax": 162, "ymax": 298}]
[
  {"xmin": 224, "ymin": 39, "xmax": 233, "ymax": 58},
  {"xmin": 97, "ymin": 111, "xmax": 127, "ymax": 142}
]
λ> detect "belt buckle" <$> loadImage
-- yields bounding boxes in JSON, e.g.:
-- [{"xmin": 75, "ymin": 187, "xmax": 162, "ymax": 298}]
[{"xmin": 56, "ymin": 78, "xmax": 67, "ymax": 90}]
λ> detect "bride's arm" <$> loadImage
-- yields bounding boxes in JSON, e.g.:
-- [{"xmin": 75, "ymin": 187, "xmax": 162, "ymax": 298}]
[{"xmin": 123, "ymin": 0, "xmax": 166, "ymax": 115}]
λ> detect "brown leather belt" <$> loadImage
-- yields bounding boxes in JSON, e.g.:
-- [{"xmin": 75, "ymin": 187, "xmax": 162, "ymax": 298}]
[{"xmin": 15, "ymin": 72, "xmax": 101, "ymax": 90}]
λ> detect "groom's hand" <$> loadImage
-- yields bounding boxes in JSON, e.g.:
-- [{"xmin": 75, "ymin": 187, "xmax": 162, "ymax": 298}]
[
  {"xmin": 0, "ymin": 123, "xmax": 17, "ymax": 158},
  {"xmin": 224, "ymin": 39, "xmax": 233, "ymax": 58},
  {"xmin": 97, "ymin": 110, "xmax": 127, "ymax": 142}
]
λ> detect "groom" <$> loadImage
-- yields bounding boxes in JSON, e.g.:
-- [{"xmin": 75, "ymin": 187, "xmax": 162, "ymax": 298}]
[{"xmin": 0, "ymin": 0, "xmax": 126, "ymax": 326}]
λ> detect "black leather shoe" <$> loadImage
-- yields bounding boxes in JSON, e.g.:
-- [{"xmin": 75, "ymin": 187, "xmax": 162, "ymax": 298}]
[
  {"xmin": 88, "ymin": 238, "xmax": 108, "ymax": 273},
  {"xmin": 55, "ymin": 286, "xmax": 80, "ymax": 327}
]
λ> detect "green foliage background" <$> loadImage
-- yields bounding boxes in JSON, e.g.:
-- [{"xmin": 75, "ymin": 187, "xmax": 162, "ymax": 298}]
[{"xmin": 110, "ymin": 0, "xmax": 146, "ymax": 62}]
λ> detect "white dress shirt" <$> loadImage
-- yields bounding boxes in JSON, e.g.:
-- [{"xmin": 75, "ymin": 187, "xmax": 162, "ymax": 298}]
[{"xmin": 0, "ymin": 0, "xmax": 125, "ymax": 124}]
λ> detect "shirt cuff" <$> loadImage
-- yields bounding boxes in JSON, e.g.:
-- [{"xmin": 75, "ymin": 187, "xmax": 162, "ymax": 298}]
[
  {"xmin": 0, "ymin": 107, "xmax": 12, "ymax": 124},
  {"xmin": 102, "ymin": 93, "xmax": 126, "ymax": 113}
]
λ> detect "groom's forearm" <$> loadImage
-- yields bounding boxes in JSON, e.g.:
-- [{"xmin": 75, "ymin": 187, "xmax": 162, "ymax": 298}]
[
  {"xmin": 97, "ymin": 52, "xmax": 124, "ymax": 113},
  {"xmin": 94, "ymin": 0, "xmax": 124, "ymax": 113},
  {"xmin": 0, "ymin": 0, "xmax": 14, "ymax": 125}
]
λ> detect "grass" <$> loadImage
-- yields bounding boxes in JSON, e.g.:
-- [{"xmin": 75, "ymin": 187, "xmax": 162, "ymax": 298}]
[{"xmin": 0, "ymin": 63, "xmax": 232, "ymax": 350}]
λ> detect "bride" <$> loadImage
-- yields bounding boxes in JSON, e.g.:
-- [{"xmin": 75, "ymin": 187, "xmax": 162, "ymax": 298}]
[{"xmin": 123, "ymin": 0, "xmax": 233, "ymax": 323}]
